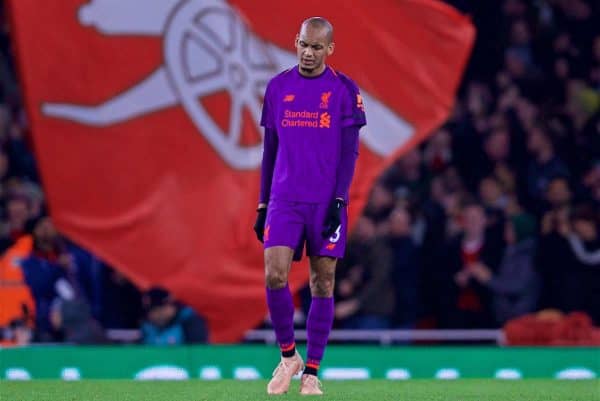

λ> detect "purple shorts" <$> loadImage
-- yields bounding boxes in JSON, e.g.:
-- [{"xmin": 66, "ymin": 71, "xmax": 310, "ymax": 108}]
[{"xmin": 264, "ymin": 199, "xmax": 347, "ymax": 259}]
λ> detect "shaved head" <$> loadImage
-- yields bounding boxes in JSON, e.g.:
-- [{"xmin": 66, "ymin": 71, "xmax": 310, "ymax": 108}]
[
  {"xmin": 296, "ymin": 17, "xmax": 335, "ymax": 76},
  {"xmin": 300, "ymin": 17, "xmax": 334, "ymax": 44}
]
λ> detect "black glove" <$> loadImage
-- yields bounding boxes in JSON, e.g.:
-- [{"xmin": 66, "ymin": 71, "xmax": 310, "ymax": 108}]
[
  {"xmin": 254, "ymin": 207, "xmax": 267, "ymax": 242},
  {"xmin": 322, "ymin": 198, "xmax": 345, "ymax": 238}
]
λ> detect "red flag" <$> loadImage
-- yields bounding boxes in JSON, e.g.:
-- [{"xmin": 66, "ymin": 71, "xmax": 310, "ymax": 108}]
[{"xmin": 8, "ymin": 0, "xmax": 474, "ymax": 342}]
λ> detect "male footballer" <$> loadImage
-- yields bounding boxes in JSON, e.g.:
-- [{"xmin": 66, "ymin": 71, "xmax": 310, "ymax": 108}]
[{"xmin": 254, "ymin": 16, "xmax": 366, "ymax": 395}]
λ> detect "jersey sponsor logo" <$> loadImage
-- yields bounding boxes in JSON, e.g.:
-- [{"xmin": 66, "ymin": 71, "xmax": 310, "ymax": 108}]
[
  {"xmin": 280, "ymin": 109, "xmax": 330, "ymax": 128},
  {"xmin": 319, "ymin": 91, "xmax": 332, "ymax": 109},
  {"xmin": 283, "ymin": 94, "xmax": 295, "ymax": 102},
  {"xmin": 319, "ymin": 112, "xmax": 331, "ymax": 128}
]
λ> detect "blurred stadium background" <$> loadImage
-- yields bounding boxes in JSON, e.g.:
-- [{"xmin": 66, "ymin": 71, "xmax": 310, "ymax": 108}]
[{"xmin": 0, "ymin": 0, "xmax": 599, "ymax": 394}]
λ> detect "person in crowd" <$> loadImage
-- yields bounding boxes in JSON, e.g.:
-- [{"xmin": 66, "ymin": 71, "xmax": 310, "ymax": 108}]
[
  {"xmin": 140, "ymin": 287, "xmax": 208, "ymax": 345},
  {"xmin": 470, "ymin": 213, "xmax": 539, "ymax": 325},
  {"xmin": 334, "ymin": 217, "xmax": 395, "ymax": 329},
  {"xmin": 387, "ymin": 208, "xmax": 420, "ymax": 328},
  {"xmin": 50, "ymin": 298, "xmax": 107, "ymax": 345},
  {"xmin": 436, "ymin": 202, "xmax": 504, "ymax": 328}
]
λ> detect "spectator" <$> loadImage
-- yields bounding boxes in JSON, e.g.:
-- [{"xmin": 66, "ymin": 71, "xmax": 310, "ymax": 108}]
[
  {"xmin": 334, "ymin": 217, "xmax": 395, "ymax": 329},
  {"xmin": 380, "ymin": 148, "xmax": 430, "ymax": 210},
  {"xmin": 1, "ymin": 318, "xmax": 32, "ymax": 347},
  {"xmin": 0, "ymin": 195, "xmax": 31, "ymax": 251},
  {"xmin": 50, "ymin": 298, "xmax": 107, "ymax": 345},
  {"xmin": 362, "ymin": 184, "xmax": 394, "ymax": 226},
  {"xmin": 526, "ymin": 125, "xmax": 569, "ymax": 212},
  {"xmin": 0, "ymin": 231, "xmax": 34, "ymax": 330},
  {"xmin": 387, "ymin": 208, "xmax": 420, "ymax": 328},
  {"xmin": 470, "ymin": 213, "xmax": 539, "ymax": 325},
  {"xmin": 564, "ymin": 205, "xmax": 600, "ymax": 323},
  {"xmin": 140, "ymin": 287, "xmax": 208, "ymax": 345},
  {"xmin": 101, "ymin": 267, "xmax": 143, "ymax": 329},
  {"xmin": 20, "ymin": 216, "xmax": 67, "ymax": 341},
  {"xmin": 435, "ymin": 202, "xmax": 504, "ymax": 328},
  {"xmin": 423, "ymin": 129, "xmax": 452, "ymax": 174}
]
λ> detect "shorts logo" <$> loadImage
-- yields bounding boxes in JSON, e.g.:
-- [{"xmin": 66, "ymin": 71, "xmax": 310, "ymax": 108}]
[
  {"xmin": 283, "ymin": 94, "xmax": 295, "ymax": 102},
  {"xmin": 325, "ymin": 243, "xmax": 336, "ymax": 250},
  {"xmin": 319, "ymin": 112, "xmax": 331, "ymax": 128},
  {"xmin": 264, "ymin": 225, "xmax": 270, "ymax": 241},
  {"xmin": 319, "ymin": 91, "xmax": 332, "ymax": 109},
  {"xmin": 356, "ymin": 94, "xmax": 365, "ymax": 112}
]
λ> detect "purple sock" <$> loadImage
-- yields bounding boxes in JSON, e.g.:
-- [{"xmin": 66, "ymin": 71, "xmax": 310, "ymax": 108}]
[
  {"xmin": 306, "ymin": 296, "xmax": 334, "ymax": 374},
  {"xmin": 266, "ymin": 285, "xmax": 296, "ymax": 355}
]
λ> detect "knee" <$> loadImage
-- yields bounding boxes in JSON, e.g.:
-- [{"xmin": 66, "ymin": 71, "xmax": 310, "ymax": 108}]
[
  {"xmin": 265, "ymin": 256, "xmax": 288, "ymax": 289},
  {"xmin": 265, "ymin": 270, "xmax": 288, "ymax": 289},
  {"xmin": 310, "ymin": 272, "xmax": 335, "ymax": 297}
]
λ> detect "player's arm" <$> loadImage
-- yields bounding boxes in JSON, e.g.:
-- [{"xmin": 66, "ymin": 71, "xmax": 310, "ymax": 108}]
[
  {"xmin": 254, "ymin": 80, "xmax": 278, "ymax": 242},
  {"xmin": 258, "ymin": 127, "xmax": 278, "ymax": 209},
  {"xmin": 322, "ymin": 77, "xmax": 366, "ymax": 238},
  {"xmin": 322, "ymin": 126, "xmax": 359, "ymax": 238},
  {"xmin": 334, "ymin": 125, "xmax": 360, "ymax": 201},
  {"xmin": 254, "ymin": 127, "xmax": 278, "ymax": 242}
]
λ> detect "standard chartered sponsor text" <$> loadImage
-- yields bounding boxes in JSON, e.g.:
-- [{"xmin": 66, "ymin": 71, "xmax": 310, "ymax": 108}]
[{"xmin": 282, "ymin": 109, "xmax": 320, "ymax": 128}]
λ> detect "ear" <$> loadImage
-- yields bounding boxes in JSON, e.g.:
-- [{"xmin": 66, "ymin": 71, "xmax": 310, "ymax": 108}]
[
  {"xmin": 295, "ymin": 34, "xmax": 300, "ymax": 49},
  {"xmin": 327, "ymin": 41, "xmax": 335, "ymax": 56}
]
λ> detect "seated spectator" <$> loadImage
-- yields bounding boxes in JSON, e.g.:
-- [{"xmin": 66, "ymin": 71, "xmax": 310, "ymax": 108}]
[
  {"xmin": 0, "ymin": 318, "xmax": 33, "ymax": 347},
  {"xmin": 470, "ymin": 213, "xmax": 539, "ymax": 325},
  {"xmin": 140, "ymin": 287, "xmax": 208, "ymax": 345}
]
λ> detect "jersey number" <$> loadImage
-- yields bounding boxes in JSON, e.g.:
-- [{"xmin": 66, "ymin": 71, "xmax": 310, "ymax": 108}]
[{"xmin": 329, "ymin": 225, "xmax": 342, "ymax": 243}]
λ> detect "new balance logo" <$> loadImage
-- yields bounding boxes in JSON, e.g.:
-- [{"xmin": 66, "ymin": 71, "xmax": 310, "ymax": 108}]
[
  {"xmin": 283, "ymin": 94, "xmax": 295, "ymax": 102},
  {"xmin": 319, "ymin": 112, "xmax": 331, "ymax": 128}
]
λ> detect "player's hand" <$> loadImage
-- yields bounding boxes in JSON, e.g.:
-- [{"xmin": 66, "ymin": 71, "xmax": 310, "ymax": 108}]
[
  {"xmin": 322, "ymin": 198, "xmax": 344, "ymax": 238},
  {"xmin": 254, "ymin": 207, "xmax": 267, "ymax": 242}
]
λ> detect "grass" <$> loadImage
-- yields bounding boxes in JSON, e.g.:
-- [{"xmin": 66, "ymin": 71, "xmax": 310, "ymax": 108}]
[{"xmin": 1, "ymin": 379, "xmax": 598, "ymax": 401}]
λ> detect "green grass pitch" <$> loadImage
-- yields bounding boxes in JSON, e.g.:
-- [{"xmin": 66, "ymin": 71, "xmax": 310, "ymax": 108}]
[{"xmin": 1, "ymin": 379, "xmax": 598, "ymax": 401}]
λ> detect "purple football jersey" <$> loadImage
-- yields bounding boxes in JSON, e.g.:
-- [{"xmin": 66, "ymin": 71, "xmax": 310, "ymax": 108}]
[{"xmin": 260, "ymin": 66, "xmax": 366, "ymax": 203}]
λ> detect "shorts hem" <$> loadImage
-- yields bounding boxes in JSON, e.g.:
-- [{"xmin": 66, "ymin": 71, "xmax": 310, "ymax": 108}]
[{"xmin": 264, "ymin": 242, "xmax": 296, "ymax": 250}]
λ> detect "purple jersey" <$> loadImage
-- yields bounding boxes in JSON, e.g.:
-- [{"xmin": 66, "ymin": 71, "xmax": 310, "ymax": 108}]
[{"xmin": 260, "ymin": 66, "xmax": 366, "ymax": 203}]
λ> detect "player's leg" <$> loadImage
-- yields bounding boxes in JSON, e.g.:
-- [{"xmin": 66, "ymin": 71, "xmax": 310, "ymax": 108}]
[
  {"xmin": 300, "ymin": 203, "xmax": 348, "ymax": 395},
  {"xmin": 265, "ymin": 246, "xmax": 296, "ymax": 353},
  {"xmin": 305, "ymin": 255, "xmax": 336, "ymax": 383},
  {"xmin": 264, "ymin": 200, "xmax": 305, "ymax": 394}
]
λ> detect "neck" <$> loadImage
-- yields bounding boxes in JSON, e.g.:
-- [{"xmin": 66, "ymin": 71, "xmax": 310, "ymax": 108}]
[{"xmin": 298, "ymin": 64, "xmax": 326, "ymax": 78}]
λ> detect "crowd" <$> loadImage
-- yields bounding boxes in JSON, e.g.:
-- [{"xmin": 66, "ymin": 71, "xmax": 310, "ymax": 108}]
[
  {"xmin": 1, "ymin": 0, "xmax": 599, "ymax": 344},
  {"xmin": 328, "ymin": 0, "xmax": 600, "ymax": 330}
]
